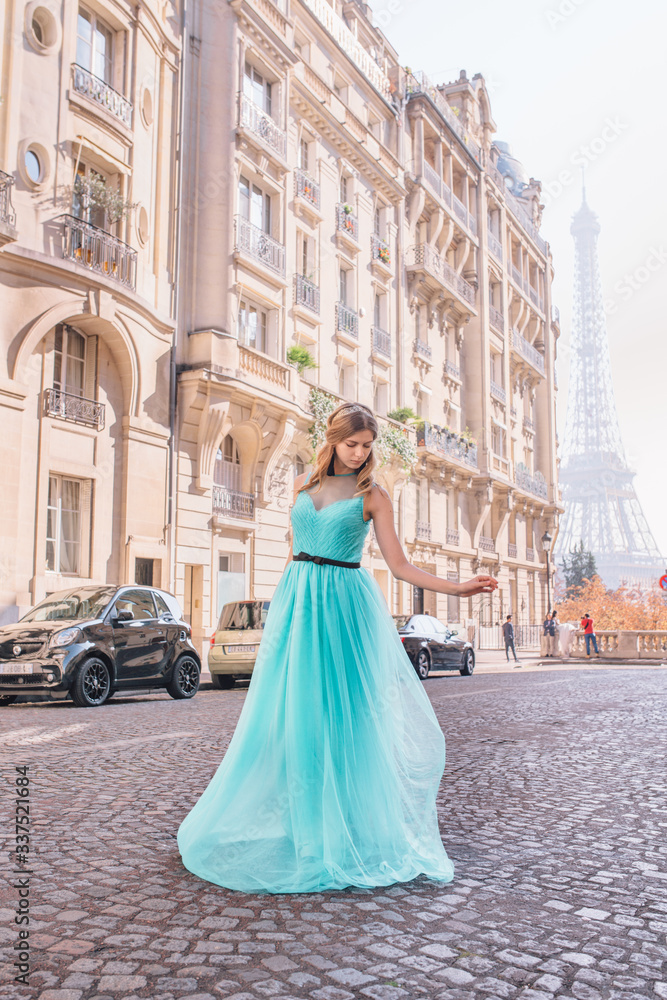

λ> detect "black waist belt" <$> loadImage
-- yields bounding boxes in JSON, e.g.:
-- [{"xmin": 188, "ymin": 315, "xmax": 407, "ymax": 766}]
[{"xmin": 293, "ymin": 551, "xmax": 360, "ymax": 569}]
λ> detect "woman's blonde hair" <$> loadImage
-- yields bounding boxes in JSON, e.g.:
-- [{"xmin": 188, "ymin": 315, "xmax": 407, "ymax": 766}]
[{"xmin": 296, "ymin": 402, "xmax": 379, "ymax": 498}]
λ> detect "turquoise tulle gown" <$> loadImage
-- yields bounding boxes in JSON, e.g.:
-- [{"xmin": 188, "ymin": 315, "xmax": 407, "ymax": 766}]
[{"xmin": 177, "ymin": 469, "xmax": 454, "ymax": 893}]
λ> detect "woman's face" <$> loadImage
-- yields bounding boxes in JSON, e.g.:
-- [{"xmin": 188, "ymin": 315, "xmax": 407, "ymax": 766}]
[{"xmin": 335, "ymin": 430, "xmax": 375, "ymax": 470}]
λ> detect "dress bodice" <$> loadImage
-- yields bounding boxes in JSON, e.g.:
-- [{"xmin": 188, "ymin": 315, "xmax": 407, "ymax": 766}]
[{"xmin": 291, "ymin": 472, "xmax": 371, "ymax": 564}]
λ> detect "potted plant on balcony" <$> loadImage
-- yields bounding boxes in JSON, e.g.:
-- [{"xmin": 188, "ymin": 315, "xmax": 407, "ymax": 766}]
[
  {"xmin": 459, "ymin": 426, "xmax": 476, "ymax": 452},
  {"xmin": 387, "ymin": 406, "xmax": 418, "ymax": 425},
  {"xmin": 286, "ymin": 346, "xmax": 318, "ymax": 376},
  {"xmin": 71, "ymin": 175, "xmax": 138, "ymax": 227},
  {"xmin": 377, "ymin": 244, "xmax": 391, "ymax": 266}
]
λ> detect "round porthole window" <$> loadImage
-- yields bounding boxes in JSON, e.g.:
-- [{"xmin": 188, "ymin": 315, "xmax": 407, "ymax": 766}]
[
  {"xmin": 137, "ymin": 205, "xmax": 150, "ymax": 246},
  {"xmin": 25, "ymin": 3, "xmax": 61, "ymax": 54},
  {"xmin": 25, "ymin": 149, "xmax": 42, "ymax": 184},
  {"xmin": 141, "ymin": 87, "xmax": 154, "ymax": 128}
]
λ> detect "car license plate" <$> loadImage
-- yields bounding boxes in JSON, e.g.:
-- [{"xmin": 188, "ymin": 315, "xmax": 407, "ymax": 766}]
[
  {"xmin": 225, "ymin": 644, "xmax": 256, "ymax": 654},
  {"xmin": 0, "ymin": 662, "xmax": 34, "ymax": 674}
]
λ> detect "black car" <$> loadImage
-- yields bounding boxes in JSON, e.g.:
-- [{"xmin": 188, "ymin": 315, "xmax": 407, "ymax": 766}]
[
  {"xmin": 393, "ymin": 614, "xmax": 475, "ymax": 679},
  {"xmin": 0, "ymin": 585, "xmax": 201, "ymax": 708}
]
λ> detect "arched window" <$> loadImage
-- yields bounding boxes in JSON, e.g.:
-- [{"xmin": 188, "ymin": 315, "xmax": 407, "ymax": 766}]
[{"xmin": 214, "ymin": 435, "xmax": 241, "ymax": 491}]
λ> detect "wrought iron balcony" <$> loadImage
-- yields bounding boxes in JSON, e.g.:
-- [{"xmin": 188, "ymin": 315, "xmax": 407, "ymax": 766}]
[
  {"xmin": 447, "ymin": 528, "xmax": 460, "ymax": 546},
  {"xmin": 295, "ymin": 274, "xmax": 320, "ymax": 314},
  {"xmin": 336, "ymin": 203, "xmax": 359, "ymax": 242},
  {"xmin": 239, "ymin": 93, "xmax": 286, "ymax": 159},
  {"xmin": 234, "ymin": 216, "xmax": 285, "ymax": 276},
  {"xmin": 371, "ymin": 233, "xmax": 391, "ymax": 269},
  {"xmin": 479, "ymin": 536, "xmax": 495, "ymax": 553},
  {"xmin": 508, "ymin": 542, "xmax": 518, "ymax": 558},
  {"xmin": 489, "ymin": 304, "xmax": 504, "ymax": 332},
  {"xmin": 43, "ymin": 387, "xmax": 105, "ymax": 430},
  {"xmin": 444, "ymin": 359, "xmax": 461, "ymax": 381},
  {"xmin": 416, "ymin": 520, "xmax": 432, "ymax": 541},
  {"xmin": 71, "ymin": 64, "xmax": 133, "ymax": 128},
  {"xmin": 405, "ymin": 243, "xmax": 476, "ymax": 307},
  {"xmin": 212, "ymin": 485, "xmax": 255, "ymax": 520},
  {"xmin": 515, "ymin": 463, "xmax": 548, "ymax": 499},
  {"xmin": 0, "ymin": 170, "xmax": 17, "ymax": 230},
  {"xmin": 336, "ymin": 302, "xmax": 358, "ymax": 338},
  {"xmin": 372, "ymin": 326, "xmax": 391, "ymax": 359},
  {"xmin": 511, "ymin": 328, "xmax": 545, "ymax": 374},
  {"xmin": 413, "ymin": 339, "xmax": 432, "ymax": 361},
  {"xmin": 295, "ymin": 168, "xmax": 320, "ymax": 210},
  {"xmin": 488, "ymin": 230, "xmax": 503, "ymax": 261},
  {"xmin": 490, "ymin": 380, "xmax": 506, "ymax": 404},
  {"xmin": 416, "ymin": 421, "xmax": 478, "ymax": 468},
  {"xmin": 60, "ymin": 215, "xmax": 137, "ymax": 288}
]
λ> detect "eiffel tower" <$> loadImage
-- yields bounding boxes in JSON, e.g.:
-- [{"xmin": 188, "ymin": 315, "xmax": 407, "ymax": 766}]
[{"xmin": 555, "ymin": 185, "xmax": 664, "ymax": 589}]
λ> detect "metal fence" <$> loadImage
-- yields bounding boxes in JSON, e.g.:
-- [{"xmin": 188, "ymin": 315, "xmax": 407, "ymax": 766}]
[{"xmin": 477, "ymin": 624, "xmax": 541, "ymax": 650}]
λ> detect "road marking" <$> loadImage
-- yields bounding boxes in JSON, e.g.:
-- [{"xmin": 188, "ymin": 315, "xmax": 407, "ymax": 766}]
[
  {"xmin": 433, "ymin": 678, "xmax": 573, "ymax": 699},
  {"xmin": 10, "ymin": 723, "xmax": 93, "ymax": 746},
  {"xmin": 25, "ymin": 730, "xmax": 201, "ymax": 756}
]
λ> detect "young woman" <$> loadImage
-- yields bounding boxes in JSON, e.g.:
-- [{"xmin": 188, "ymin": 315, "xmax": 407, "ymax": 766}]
[{"xmin": 177, "ymin": 402, "xmax": 497, "ymax": 893}]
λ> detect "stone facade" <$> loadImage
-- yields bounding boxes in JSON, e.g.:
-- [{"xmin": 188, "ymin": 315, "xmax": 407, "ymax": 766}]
[{"xmin": 1, "ymin": 0, "xmax": 562, "ymax": 649}]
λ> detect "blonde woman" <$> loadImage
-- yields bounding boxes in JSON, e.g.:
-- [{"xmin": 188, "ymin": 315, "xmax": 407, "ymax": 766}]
[{"xmin": 178, "ymin": 403, "xmax": 497, "ymax": 893}]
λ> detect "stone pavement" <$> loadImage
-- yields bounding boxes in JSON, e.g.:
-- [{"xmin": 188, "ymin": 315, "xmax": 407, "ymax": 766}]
[{"xmin": 1, "ymin": 665, "xmax": 667, "ymax": 1000}]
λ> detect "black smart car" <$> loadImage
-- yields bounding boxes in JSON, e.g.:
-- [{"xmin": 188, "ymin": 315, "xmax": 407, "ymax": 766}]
[
  {"xmin": 0, "ymin": 585, "xmax": 201, "ymax": 708},
  {"xmin": 393, "ymin": 614, "xmax": 475, "ymax": 679}
]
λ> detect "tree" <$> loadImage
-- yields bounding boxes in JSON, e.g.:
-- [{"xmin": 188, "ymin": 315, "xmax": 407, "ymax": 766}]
[{"xmin": 561, "ymin": 541, "xmax": 597, "ymax": 595}]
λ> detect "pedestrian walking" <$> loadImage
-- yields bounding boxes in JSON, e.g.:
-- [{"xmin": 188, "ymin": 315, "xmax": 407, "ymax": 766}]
[
  {"xmin": 177, "ymin": 402, "xmax": 498, "ymax": 893},
  {"xmin": 502, "ymin": 613, "xmax": 520, "ymax": 665},
  {"xmin": 581, "ymin": 613, "xmax": 600, "ymax": 656},
  {"xmin": 548, "ymin": 611, "xmax": 559, "ymax": 657}
]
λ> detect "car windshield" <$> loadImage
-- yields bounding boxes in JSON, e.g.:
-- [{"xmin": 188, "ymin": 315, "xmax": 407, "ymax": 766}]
[
  {"xmin": 218, "ymin": 601, "xmax": 269, "ymax": 631},
  {"xmin": 393, "ymin": 615, "xmax": 413, "ymax": 631},
  {"xmin": 20, "ymin": 587, "xmax": 116, "ymax": 623}
]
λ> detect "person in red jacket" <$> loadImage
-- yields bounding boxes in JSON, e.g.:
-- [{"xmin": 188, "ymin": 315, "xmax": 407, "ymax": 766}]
[{"xmin": 581, "ymin": 613, "xmax": 599, "ymax": 656}]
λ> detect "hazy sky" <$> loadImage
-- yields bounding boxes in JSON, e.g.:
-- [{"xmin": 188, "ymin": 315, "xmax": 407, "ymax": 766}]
[{"xmin": 368, "ymin": 0, "xmax": 667, "ymax": 563}]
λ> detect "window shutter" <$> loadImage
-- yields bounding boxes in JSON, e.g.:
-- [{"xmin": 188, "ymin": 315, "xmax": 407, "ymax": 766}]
[
  {"xmin": 80, "ymin": 479, "xmax": 93, "ymax": 578},
  {"xmin": 85, "ymin": 335, "xmax": 98, "ymax": 401}
]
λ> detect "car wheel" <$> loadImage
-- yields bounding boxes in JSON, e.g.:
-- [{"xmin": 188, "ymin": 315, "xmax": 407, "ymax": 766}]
[
  {"xmin": 0, "ymin": 694, "xmax": 18, "ymax": 706},
  {"xmin": 415, "ymin": 649, "xmax": 431, "ymax": 680},
  {"xmin": 71, "ymin": 657, "xmax": 112, "ymax": 707},
  {"xmin": 460, "ymin": 649, "xmax": 475, "ymax": 676},
  {"xmin": 211, "ymin": 673, "xmax": 235, "ymax": 690},
  {"xmin": 167, "ymin": 655, "xmax": 201, "ymax": 699}
]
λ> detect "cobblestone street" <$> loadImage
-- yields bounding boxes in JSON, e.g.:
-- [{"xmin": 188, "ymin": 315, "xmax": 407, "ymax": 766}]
[{"xmin": 2, "ymin": 664, "xmax": 667, "ymax": 1000}]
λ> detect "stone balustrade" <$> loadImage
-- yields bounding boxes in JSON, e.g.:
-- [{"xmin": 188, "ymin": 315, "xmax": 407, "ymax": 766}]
[{"xmin": 557, "ymin": 630, "xmax": 667, "ymax": 660}]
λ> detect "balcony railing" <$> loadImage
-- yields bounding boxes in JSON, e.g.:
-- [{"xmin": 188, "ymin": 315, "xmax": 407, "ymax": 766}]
[
  {"xmin": 371, "ymin": 233, "xmax": 391, "ymax": 269},
  {"xmin": 479, "ymin": 536, "xmax": 495, "ymax": 553},
  {"xmin": 416, "ymin": 521, "xmax": 432, "ymax": 541},
  {"xmin": 336, "ymin": 203, "xmax": 359, "ymax": 242},
  {"xmin": 212, "ymin": 485, "xmax": 255, "ymax": 520},
  {"xmin": 511, "ymin": 264, "xmax": 523, "ymax": 287},
  {"xmin": 504, "ymin": 186, "xmax": 548, "ymax": 255},
  {"xmin": 405, "ymin": 70, "xmax": 481, "ymax": 162},
  {"xmin": 511, "ymin": 328, "xmax": 545, "ymax": 374},
  {"xmin": 452, "ymin": 194, "xmax": 467, "ymax": 225},
  {"xmin": 508, "ymin": 542, "xmax": 518, "ymax": 558},
  {"xmin": 0, "ymin": 170, "xmax": 17, "ymax": 229},
  {"xmin": 489, "ymin": 305, "xmax": 504, "ymax": 332},
  {"xmin": 301, "ymin": 0, "xmax": 391, "ymax": 97},
  {"xmin": 552, "ymin": 304, "xmax": 560, "ymax": 325},
  {"xmin": 239, "ymin": 346, "xmax": 290, "ymax": 390},
  {"xmin": 43, "ymin": 388, "xmax": 105, "ymax": 430},
  {"xmin": 416, "ymin": 421, "xmax": 478, "ymax": 468},
  {"xmin": 523, "ymin": 416, "xmax": 535, "ymax": 434},
  {"xmin": 295, "ymin": 168, "xmax": 320, "ymax": 210},
  {"xmin": 295, "ymin": 274, "xmax": 320, "ymax": 314},
  {"xmin": 444, "ymin": 359, "xmax": 461, "ymax": 380},
  {"xmin": 423, "ymin": 161, "xmax": 441, "ymax": 197},
  {"xmin": 488, "ymin": 230, "xmax": 502, "ymax": 261},
  {"xmin": 490, "ymin": 380, "xmax": 506, "ymax": 404},
  {"xmin": 526, "ymin": 546, "xmax": 535, "ymax": 561},
  {"xmin": 71, "ymin": 64, "xmax": 133, "ymax": 128},
  {"xmin": 372, "ymin": 326, "xmax": 391, "ymax": 359},
  {"xmin": 60, "ymin": 214, "xmax": 137, "ymax": 288},
  {"xmin": 405, "ymin": 243, "xmax": 476, "ymax": 306},
  {"xmin": 515, "ymin": 463, "xmax": 548, "ymax": 499},
  {"xmin": 447, "ymin": 528, "xmax": 460, "ymax": 546},
  {"xmin": 234, "ymin": 216, "xmax": 285, "ymax": 276},
  {"xmin": 239, "ymin": 93, "xmax": 286, "ymax": 158},
  {"xmin": 336, "ymin": 302, "xmax": 358, "ymax": 338},
  {"xmin": 413, "ymin": 339, "xmax": 432, "ymax": 360}
]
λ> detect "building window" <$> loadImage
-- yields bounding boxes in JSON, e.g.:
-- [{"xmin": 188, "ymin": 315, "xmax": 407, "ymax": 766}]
[
  {"xmin": 46, "ymin": 476, "xmax": 89, "ymax": 575},
  {"xmin": 135, "ymin": 557, "xmax": 154, "ymax": 586},
  {"xmin": 54, "ymin": 325, "xmax": 86, "ymax": 397},
  {"xmin": 339, "ymin": 266, "xmax": 351, "ymax": 306},
  {"xmin": 77, "ymin": 6, "xmax": 113, "ymax": 83},
  {"xmin": 237, "ymin": 300, "xmax": 267, "ymax": 353},
  {"xmin": 340, "ymin": 174, "xmax": 349, "ymax": 204},
  {"xmin": 298, "ymin": 137, "xmax": 309, "ymax": 171},
  {"xmin": 244, "ymin": 62, "xmax": 272, "ymax": 116},
  {"xmin": 373, "ymin": 205, "xmax": 383, "ymax": 236},
  {"xmin": 298, "ymin": 231, "xmax": 315, "ymax": 280},
  {"xmin": 492, "ymin": 423, "xmax": 506, "ymax": 457},
  {"xmin": 72, "ymin": 162, "xmax": 108, "ymax": 230},
  {"xmin": 239, "ymin": 175, "xmax": 271, "ymax": 234},
  {"xmin": 215, "ymin": 436, "xmax": 242, "ymax": 491}
]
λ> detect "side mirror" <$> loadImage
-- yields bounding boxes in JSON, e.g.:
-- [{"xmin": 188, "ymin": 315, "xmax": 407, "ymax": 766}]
[
  {"xmin": 449, "ymin": 629, "xmax": 458, "ymax": 637},
  {"xmin": 113, "ymin": 609, "xmax": 134, "ymax": 623}
]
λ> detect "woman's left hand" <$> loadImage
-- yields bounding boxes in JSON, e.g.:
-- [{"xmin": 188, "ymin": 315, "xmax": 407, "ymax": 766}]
[{"xmin": 458, "ymin": 575, "xmax": 498, "ymax": 596}]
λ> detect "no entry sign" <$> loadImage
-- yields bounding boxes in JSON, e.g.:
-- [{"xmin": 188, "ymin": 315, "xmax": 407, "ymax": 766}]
[{"xmin": 660, "ymin": 575, "xmax": 667, "ymax": 592}]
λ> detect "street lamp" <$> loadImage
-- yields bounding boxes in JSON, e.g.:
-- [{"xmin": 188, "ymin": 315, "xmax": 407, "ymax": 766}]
[{"xmin": 541, "ymin": 529, "xmax": 553, "ymax": 615}]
